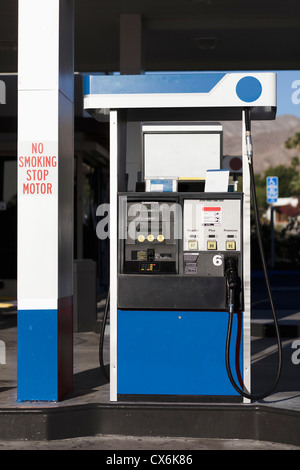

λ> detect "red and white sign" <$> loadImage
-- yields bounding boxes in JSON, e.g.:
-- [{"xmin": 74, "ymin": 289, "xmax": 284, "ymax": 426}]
[{"xmin": 18, "ymin": 141, "xmax": 57, "ymax": 196}]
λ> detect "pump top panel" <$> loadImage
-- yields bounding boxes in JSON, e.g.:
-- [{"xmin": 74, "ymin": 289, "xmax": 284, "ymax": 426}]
[{"xmin": 84, "ymin": 72, "xmax": 276, "ymax": 120}]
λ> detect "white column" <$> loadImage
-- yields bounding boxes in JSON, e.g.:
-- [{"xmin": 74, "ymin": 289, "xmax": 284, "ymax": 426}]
[
  {"xmin": 242, "ymin": 111, "xmax": 251, "ymax": 404},
  {"xmin": 109, "ymin": 110, "xmax": 118, "ymax": 401},
  {"xmin": 17, "ymin": 0, "xmax": 74, "ymax": 401}
]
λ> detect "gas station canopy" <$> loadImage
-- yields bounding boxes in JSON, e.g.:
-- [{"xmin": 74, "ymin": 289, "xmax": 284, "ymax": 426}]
[{"xmin": 1, "ymin": 1, "xmax": 300, "ymax": 74}]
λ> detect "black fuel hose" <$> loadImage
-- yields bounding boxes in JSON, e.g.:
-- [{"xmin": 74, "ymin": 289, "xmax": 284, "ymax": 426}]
[{"xmin": 225, "ymin": 109, "xmax": 282, "ymax": 401}]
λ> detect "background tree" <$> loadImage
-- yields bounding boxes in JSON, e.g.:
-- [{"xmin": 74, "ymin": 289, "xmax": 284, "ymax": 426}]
[
  {"xmin": 250, "ymin": 132, "xmax": 300, "ymax": 269},
  {"xmin": 285, "ymin": 132, "xmax": 300, "ymax": 194},
  {"xmin": 254, "ymin": 160, "xmax": 299, "ymax": 209}
]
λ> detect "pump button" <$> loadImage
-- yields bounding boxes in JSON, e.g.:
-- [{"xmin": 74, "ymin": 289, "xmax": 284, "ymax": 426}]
[
  {"xmin": 188, "ymin": 240, "xmax": 198, "ymax": 250},
  {"xmin": 207, "ymin": 240, "xmax": 217, "ymax": 250},
  {"xmin": 226, "ymin": 240, "xmax": 236, "ymax": 250}
]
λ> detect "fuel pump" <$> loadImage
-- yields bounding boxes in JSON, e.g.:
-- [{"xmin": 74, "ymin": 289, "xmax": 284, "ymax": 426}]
[{"xmin": 84, "ymin": 72, "xmax": 280, "ymax": 402}]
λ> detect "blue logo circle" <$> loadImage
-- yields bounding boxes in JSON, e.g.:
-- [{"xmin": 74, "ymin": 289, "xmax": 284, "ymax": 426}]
[{"xmin": 236, "ymin": 76, "xmax": 262, "ymax": 103}]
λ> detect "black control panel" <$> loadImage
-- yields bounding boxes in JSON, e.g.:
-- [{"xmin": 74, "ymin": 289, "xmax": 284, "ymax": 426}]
[
  {"xmin": 122, "ymin": 200, "xmax": 177, "ymax": 274},
  {"xmin": 118, "ymin": 192, "xmax": 243, "ymax": 311}
]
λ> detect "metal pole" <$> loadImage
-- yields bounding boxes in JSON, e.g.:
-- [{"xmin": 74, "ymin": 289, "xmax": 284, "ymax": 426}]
[{"xmin": 270, "ymin": 205, "xmax": 275, "ymax": 269}]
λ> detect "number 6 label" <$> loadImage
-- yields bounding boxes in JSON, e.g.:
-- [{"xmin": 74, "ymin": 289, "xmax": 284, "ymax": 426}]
[{"xmin": 213, "ymin": 254, "xmax": 223, "ymax": 266}]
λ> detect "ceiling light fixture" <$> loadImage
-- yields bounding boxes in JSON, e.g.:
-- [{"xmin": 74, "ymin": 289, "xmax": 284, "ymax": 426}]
[{"xmin": 192, "ymin": 37, "xmax": 218, "ymax": 50}]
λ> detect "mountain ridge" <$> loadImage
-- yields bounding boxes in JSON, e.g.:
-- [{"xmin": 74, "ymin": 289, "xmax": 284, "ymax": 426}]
[{"xmin": 222, "ymin": 114, "xmax": 300, "ymax": 174}]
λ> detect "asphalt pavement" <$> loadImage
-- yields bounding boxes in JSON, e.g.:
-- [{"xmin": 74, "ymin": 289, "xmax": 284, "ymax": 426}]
[{"xmin": 0, "ymin": 269, "xmax": 299, "ymax": 451}]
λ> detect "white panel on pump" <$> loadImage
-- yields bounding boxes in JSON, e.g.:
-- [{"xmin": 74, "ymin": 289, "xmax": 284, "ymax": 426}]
[{"xmin": 142, "ymin": 123, "xmax": 222, "ymax": 180}]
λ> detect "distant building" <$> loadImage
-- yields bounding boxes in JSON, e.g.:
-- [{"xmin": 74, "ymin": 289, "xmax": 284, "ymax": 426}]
[{"xmin": 266, "ymin": 197, "xmax": 300, "ymax": 225}]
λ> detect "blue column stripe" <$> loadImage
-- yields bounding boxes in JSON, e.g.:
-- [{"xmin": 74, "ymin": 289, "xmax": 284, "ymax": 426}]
[{"xmin": 17, "ymin": 309, "xmax": 58, "ymax": 401}]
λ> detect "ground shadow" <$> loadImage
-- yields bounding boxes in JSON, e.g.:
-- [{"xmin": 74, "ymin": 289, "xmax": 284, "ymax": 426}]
[{"xmin": 64, "ymin": 365, "xmax": 110, "ymax": 400}]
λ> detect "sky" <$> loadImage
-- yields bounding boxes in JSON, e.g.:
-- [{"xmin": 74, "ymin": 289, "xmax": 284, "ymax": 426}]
[{"xmin": 276, "ymin": 70, "xmax": 300, "ymax": 118}]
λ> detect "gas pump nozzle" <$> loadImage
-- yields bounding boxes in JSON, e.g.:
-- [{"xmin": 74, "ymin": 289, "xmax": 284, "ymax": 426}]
[{"xmin": 225, "ymin": 258, "xmax": 238, "ymax": 314}]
